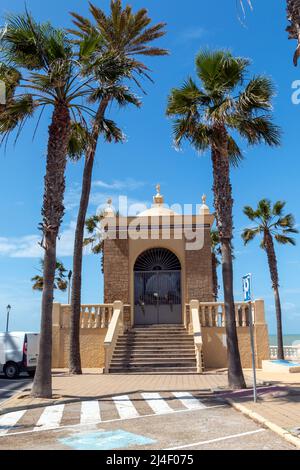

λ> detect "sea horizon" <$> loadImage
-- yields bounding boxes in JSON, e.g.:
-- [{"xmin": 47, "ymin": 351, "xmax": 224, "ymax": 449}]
[{"xmin": 269, "ymin": 334, "xmax": 300, "ymax": 346}]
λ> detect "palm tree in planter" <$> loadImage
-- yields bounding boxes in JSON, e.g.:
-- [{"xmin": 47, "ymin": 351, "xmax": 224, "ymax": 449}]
[
  {"xmin": 166, "ymin": 50, "xmax": 281, "ymax": 389},
  {"xmin": 68, "ymin": 0, "xmax": 168, "ymax": 374},
  {"xmin": 242, "ymin": 199, "xmax": 298, "ymax": 360},
  {"xmin": 0, "ymin": 12, "xmax": 115, "ymax": 397},
  {"xmin": 32, "ymin": 260, "xmax": 69, "ymax": 293}
]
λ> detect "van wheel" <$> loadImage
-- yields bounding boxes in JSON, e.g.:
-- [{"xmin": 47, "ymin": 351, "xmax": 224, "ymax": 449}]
[
  {"xmin": 4, "ymin": 362, "xmax": 20, "ymax": 379},
  {"xmin": 27, "ymin": 370, "xmax": 35, "ymax": 378}
]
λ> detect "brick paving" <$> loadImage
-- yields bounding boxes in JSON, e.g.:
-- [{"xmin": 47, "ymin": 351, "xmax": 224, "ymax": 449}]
[{"xmin": 1, "ymin": 368, "xmax": 300, "ymax": 448}]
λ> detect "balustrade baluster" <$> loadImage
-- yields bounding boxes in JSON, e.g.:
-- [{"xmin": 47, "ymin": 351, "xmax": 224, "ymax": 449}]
[{"xmin": 242, "ymin": 306, "xmax": 247, "ymax": 327}]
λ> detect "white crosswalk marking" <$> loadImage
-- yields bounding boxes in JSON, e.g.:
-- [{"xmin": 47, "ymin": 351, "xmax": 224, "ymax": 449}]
[
  {"xmin": 141, "ymin": 393, "xmax": 173, "ymax": 415},
  {"xmin": 0, "ymin": 391, "xmax": 213, "ymax": 436},
  {"xmin": 80, "ymin": 401, "xmax": 101, "ymax": 425},
  {"xmin": 0, "ymin": 410, "xmax": 27, "ymax": 435},
  {"xmin": 33, "ymin": 404, "xmax": 65, "ymax": 431},
  {"xmin": 112, "ymin": 395, "xmax": 140, "ymax": 420},
  {"xmin": 172, "ymin": 392, "xmax": 206, "ymax": 410}
]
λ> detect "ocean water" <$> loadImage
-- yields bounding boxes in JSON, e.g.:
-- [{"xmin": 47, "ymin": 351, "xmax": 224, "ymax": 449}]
[{"xmin": 269, "ymin": 335, "xmax": 300, "ymax": 346}]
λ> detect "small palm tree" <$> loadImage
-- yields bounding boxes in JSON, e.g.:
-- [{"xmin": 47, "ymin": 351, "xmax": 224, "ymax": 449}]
[
  {"xmin": 211, "ymin": 230, "xmax": 221, "ymax": 302},
  {"xmin": 83, "ymin": 210, "xmax": 108, "ymax": 274},
  {"xmin": 68, "ymin": 0, "xmax": 168, "ymax": 375},
  {"xmin": 166, "ymin": 50, "xmax": 281, "ymax": 389},
  {"xmin": 242, "ymin": 199, "xmax": 298, "ymax": 360},
  {"xmin": 32, "ymin": 260, "xmax": 69, "ymax": 292}
]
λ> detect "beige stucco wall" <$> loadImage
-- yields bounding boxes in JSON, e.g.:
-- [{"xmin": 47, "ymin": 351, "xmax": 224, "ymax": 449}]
[
  {"xmin": 202, "ymin": 325, "xmax": 270, "ymax": 369},
  {"xmin": 52, "ymin": 304, "xmax": 108, "ymax": 369}
]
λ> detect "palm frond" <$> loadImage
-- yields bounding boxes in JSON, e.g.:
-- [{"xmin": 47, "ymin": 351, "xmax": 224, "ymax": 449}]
[
  {"xmin": 274, "ymin": 234, "xmax": 297, "ymax": 246},
  {"xmin": 242, "ymin": 227, "xmax": 260, "ymax": 245},
  {"xmin": 237, "ymin": 76, "xmax": 275, "ymax": 113}
]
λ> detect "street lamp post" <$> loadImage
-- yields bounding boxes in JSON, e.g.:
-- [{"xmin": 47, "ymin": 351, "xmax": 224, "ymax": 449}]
[{"xmin": 6, "ymin": 305, "xmax": 11, "ymax": 333}]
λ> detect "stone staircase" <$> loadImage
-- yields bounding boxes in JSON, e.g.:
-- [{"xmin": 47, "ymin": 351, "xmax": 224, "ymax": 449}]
[{"xmin": 109, "ymin": 325, "xmax": 197, "ymax": 374}]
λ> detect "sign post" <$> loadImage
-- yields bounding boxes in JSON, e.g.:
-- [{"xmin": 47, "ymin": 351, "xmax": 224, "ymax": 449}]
[{"xmin": 242, "ymin": 274, "xmax": 258, "ymax": 403}]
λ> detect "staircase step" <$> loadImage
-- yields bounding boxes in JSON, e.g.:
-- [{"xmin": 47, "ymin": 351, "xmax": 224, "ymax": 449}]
[
  {"xmin": 113, "ymin": 351, "xmax": 196, "ymax": 356},
  {"xmin": 109, "ymin": 367, "xmax": 197, "ymax": 374},
  {"xmin": 110, "ymin": 360, "xmax": 196, "ymax": 367},
  {"xmin": 109, "ymin": 325, "xmax": 198, "ymax": 375}
]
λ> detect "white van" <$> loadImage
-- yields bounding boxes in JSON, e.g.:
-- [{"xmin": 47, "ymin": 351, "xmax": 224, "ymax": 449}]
[{"xmin": 0, "ymin": 332, "xmax": 39, "ymax": 379}]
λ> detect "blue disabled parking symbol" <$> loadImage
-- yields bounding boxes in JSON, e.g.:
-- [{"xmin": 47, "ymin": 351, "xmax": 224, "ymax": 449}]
[{"xmin": 60, "ymin": 429, "xmax": 156, "ymax": 450}]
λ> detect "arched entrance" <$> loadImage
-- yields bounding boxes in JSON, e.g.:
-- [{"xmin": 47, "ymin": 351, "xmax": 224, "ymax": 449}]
[{"xmin": 134, "ymin": 248, "xmax": 182, "ymax": 325}]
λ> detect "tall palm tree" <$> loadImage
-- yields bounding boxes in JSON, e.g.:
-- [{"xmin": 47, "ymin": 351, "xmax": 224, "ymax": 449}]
[
  {"xmin": 32, "ymin": 260, "xmax": 69, "ymax": 292},
  {"xmin": 287, "ymin": 0, "xmax": 300, "ymax": 65},
  {"xmin": 68, "ymin": 0, "xmax": 168, "ymax": 374},
  {"xmin": 242, "ymin": 199, "xmax": 298, "ymax": 360},
  {"xmin": 211, "ymin": 230, "xmax": 221, "ymax": 302},
  {"xmin": 166, "ymin": 50, "xmax": 281, "ymax": 389},
  {"xmin": 0, "ymin": 12, "xmax": 114, "ymax": 397}
]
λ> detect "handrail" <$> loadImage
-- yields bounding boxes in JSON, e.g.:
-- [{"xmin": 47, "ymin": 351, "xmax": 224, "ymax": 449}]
[
  {"xmin": 190, "ymin": 300, "xmax": 204, "ymax": 373},
  {"xmin": 104, "ymin": 301, "xmax": 124, "ymax": 373}
]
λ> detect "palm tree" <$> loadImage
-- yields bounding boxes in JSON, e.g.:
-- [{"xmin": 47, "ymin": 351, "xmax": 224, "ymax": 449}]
[
  {"xmin": 242, "ymin": 199, "xmax": 298, "ymax": 360},
  {"xmin": 32, "ymin": 260, "xmax": 69, "ymax": 292},
  {"xmin": 166, "ymin": 50, "xmax": 281, "ymax": 389},
  {"xmin": 68, "ymin": 0, "xmax": 168, "ymax": 375},
  {"xmin": 211, "ymin": 230, "xmax": 221, "ymax": 302},
  {"xmin": 84, "ymin": 211, "xmax": 107, "ymax": 274},
  {"xmin": 0, "ymin": 12, "xmax": 109, "ymax": 397}
]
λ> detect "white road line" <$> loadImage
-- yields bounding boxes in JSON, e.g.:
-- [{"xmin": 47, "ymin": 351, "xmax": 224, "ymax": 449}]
[
  {"xmin": 33, "ymin": 404, "xmax": 65, "ymax": 432},
  {"xmin": 141, "ymin": 393, "xmax": 173, "ymax": 415},
  {"xmin": 0, "ymin": 410, "xmax": 27, "ymax": 435},
  {"xmin": 165, "ymin": 429, "xmax": 266, "ymax": 450},
  {"xmin": 112, "ymin": 395, "xmax": 140, "ymax": 420},
  {"xmin": 172, "ymin": 392, "xmax": 206, "ymax": 410},
  {"xmin": 80, "ymin": 401, "xmax": 101, "ymax": 425},
  {"xmin": 0, "ymin": 404, "xmax": 226, "ymax": 438}
]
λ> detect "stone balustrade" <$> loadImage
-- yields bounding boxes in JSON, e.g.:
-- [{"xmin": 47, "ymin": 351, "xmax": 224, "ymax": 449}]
[
  {"xmin": 79, "ymin": 304, "xmax": 114, "ymax": 329},
  {"xmin": 270, "ymin": 345, "xmax": 300, "ymax": 361},
  {"xmin": 185, "ymin": 299, "xmax": 265, "ymax": 329}
]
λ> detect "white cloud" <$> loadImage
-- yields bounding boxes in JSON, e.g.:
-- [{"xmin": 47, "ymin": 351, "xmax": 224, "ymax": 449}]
[
  {"xmin": 0, "ymin": 221, "xmax": 78, "ymax": 259},
  {"xmin": 64, "ymin": 178, "xmax": 146, "ymax": 213},
  {"xmin": 92, "ymin": 178, "xmax": 145, "ymax": 191}
]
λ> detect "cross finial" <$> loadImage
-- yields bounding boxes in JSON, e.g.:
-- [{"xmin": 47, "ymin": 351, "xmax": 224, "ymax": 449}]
[{"xmin": 153, "ymin": 184, "xmax": 164, "ymax": 205}]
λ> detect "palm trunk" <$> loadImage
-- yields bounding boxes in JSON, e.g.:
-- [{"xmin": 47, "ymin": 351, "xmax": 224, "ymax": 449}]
[
  {"xmin": 212, "ymin": 252, "xmax": 219, "ymax": 301},
  {"xmin": 211, "ymin": 130, "xmax": 246, "ymax": 390},
  {"xmin": 69, "ymin": 97, "xmax": 109, "ymax": 374},
  {"xmin": 264, "ymin": 232, "xmax": 284, "ymax": 360},
  {"xmin": 31, "ymin": 103, "xmax": 71, "ymax": 398},
  {"xmin": 274, "ymin": 287, "xmax": 284, "ymax": 360}
]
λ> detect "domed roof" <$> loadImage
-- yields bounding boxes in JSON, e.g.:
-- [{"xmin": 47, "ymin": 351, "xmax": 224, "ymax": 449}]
[{"xmin": 138, "ymin": 184, "xmax": 179, "ymax": 217}]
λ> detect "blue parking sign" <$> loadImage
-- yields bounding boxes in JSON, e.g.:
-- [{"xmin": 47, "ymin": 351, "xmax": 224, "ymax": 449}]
[{"xmin": 242, "ymin": 274, "xmax": 252, "ymax": 302}]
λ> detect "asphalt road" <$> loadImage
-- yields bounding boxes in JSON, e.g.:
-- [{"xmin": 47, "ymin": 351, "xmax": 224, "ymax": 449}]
[
  {"xmin": 0, "ymin": 375, "xmax": 32, "ymax": 404},
  {"xmin": 0, "ymin": 391, "xmax": 296, "ymax": 450}
]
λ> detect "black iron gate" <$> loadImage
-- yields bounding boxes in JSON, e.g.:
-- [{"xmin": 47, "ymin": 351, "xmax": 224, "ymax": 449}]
[{"xmin": 134, "ymin": 270, "xmax": 182, "ymax": 325}]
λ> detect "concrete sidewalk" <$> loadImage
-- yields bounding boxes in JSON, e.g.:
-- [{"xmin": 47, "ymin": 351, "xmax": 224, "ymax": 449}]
[
  {"xmin": 0, "ymin": 368, "xmax": 230, "ymax": 412},
  {"xmin": 225, "ymin": 370, "xmax": 300, "ymax": 448}
]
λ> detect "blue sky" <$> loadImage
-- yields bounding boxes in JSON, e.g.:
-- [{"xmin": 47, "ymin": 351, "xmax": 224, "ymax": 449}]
[{"xmin": 0, "ymin": 0, "xmax": 299, "ymax": 336}]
